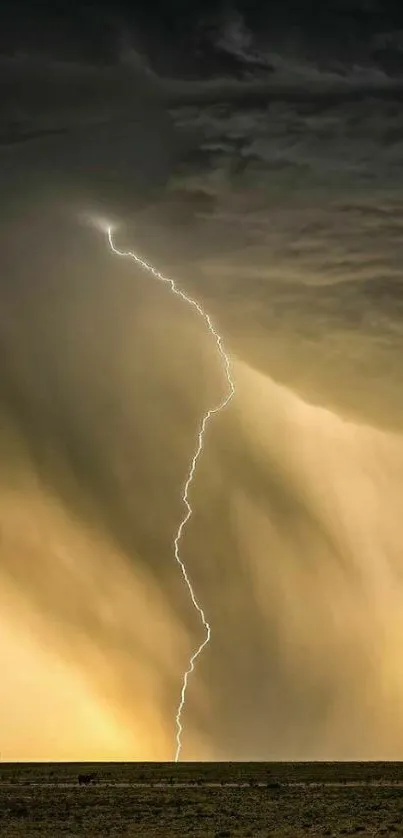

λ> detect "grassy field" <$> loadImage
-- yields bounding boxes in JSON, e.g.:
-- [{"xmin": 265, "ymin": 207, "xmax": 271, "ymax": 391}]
[{"xmin": 1, "ymin": 762, "xmax": 403, "ymax": 836}]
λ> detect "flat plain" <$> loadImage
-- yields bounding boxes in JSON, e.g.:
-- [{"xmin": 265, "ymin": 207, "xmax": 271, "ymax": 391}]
[{"xmin": 1, "ymin": 762, "xmax": 403, "ymax": 836}]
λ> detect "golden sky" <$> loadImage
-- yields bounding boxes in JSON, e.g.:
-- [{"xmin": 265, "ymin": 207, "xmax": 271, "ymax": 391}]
[{"xmin": 2, "ymin": 55, "xmax": 403, "ymax": 761}]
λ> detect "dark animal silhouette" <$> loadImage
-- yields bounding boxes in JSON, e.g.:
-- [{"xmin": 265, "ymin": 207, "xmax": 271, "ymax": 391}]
[{"xmin": 78, "ymin": 773, "xmax": 96, "ymax": 786}]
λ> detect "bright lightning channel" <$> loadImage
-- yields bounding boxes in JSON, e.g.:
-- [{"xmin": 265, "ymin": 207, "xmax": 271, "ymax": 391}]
[{"xmin": 106, "ymin": 226, "xmax": 235, "ymax": 762}]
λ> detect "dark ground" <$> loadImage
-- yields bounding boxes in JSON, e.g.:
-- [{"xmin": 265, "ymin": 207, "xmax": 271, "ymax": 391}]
[{"xmin": 2, "ymin": 762, "xmax": 403, "ymax": 836}]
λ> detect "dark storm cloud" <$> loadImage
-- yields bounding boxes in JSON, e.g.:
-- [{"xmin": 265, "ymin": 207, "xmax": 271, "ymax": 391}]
[
  {"xmin": 4, "ymin": 51, "xmax": 403, "ymax": 153},
  {"xmin": 0, "ymin": 54, "xmax": 181, "ymax": 222},
  {"xmin": 156, "ymin": 92, "xmax": 403, "ymax": 435}
]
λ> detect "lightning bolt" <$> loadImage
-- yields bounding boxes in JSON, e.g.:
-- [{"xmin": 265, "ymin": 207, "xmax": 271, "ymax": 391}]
[{"xmin": 106, "ymin": 226, "xmax": 235, "ymax": 762}]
